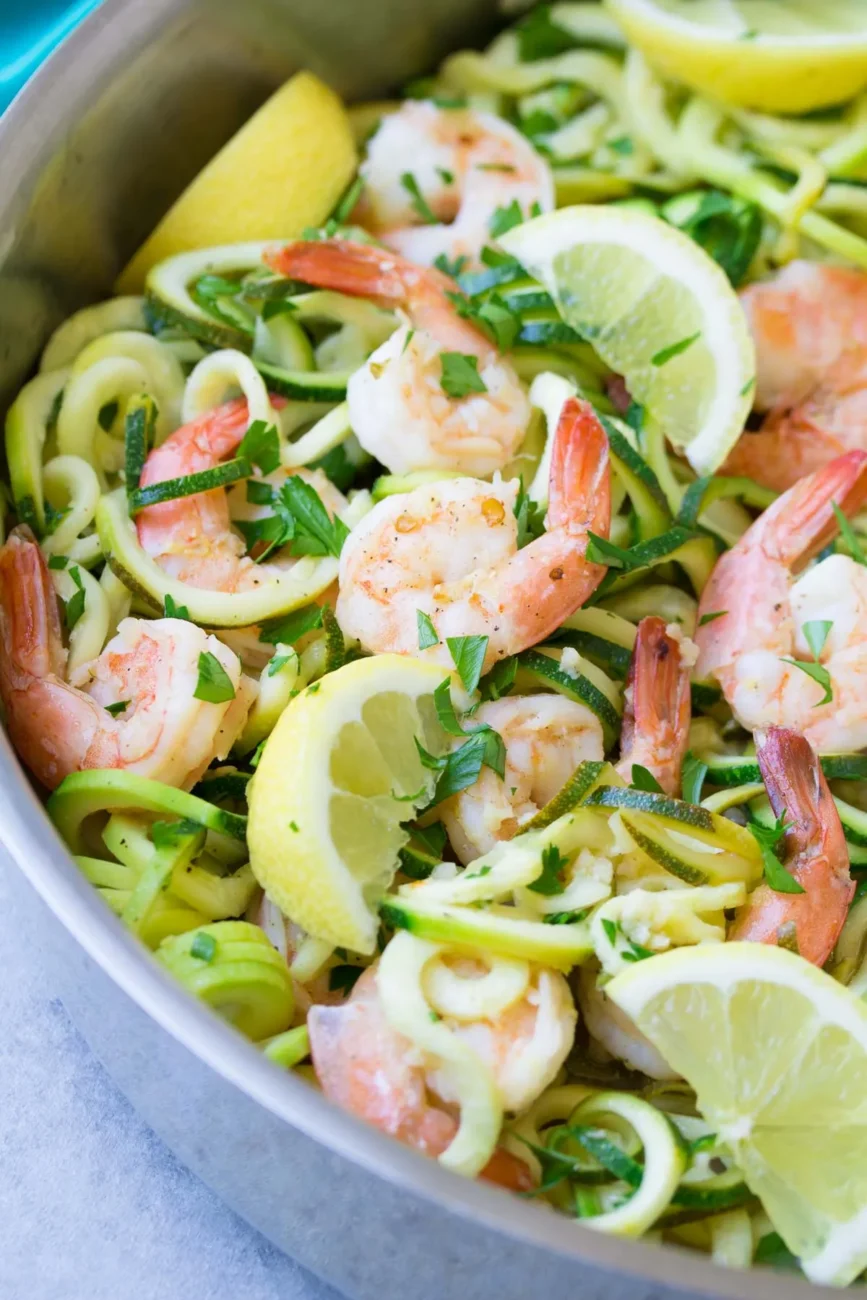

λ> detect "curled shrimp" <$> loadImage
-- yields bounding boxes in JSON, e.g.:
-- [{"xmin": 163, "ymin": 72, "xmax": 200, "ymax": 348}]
[
  {"xmin": 442, "ymin": 693, "xmax": 605, "ymax": 864},
  {"xmin": 724, "ymin": 261, "xmax": 867, "ymax": 492},
  {"xmin": 616, "ymin": 617, "xmax": 693, "ymax": 797},
  {"xmin": 357, "ymin": 100, "xmax": 554, "ymax": 268},
  {"xmin": 309, "ymin": 962, "xmax": 574, "ymax": 1188},
  {"xmin": 695, "ymin": 451, "xmax": 867, "ymax": 751},
  {"xmin": 265, "ymin": 239, "xmax": 530, "ymax": 477},
  {"xmin": 730, "ymin": 726, "xmax": 853, "ymax": 967},
  {"xmin": 0, "ymin": 527, "xmax": 254, "ymax": 790},
  {"xmin": 136, "ymin": 397, "xmax": 347, "ymax": 591},
  {"xmin": 335, "ymin": 396, "xmax": 610, "ymax": 672},
  {"xmin": 576, "ymin": 965, "xmax": 678, "ymax": 1081}
]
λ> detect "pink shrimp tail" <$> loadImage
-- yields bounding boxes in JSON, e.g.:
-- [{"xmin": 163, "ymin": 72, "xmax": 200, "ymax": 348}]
[
  {"xmin": 696, "ymin": 449, "xmax": 867, "ymax": 680},
  {"xmin": 308, "ymin": 971, "xmax": 535, "ymax": 1193},
  {"xmin": 0, "ymin": 527, "xmax": 116, "ymax": 788},
  {"xmin": 729, "ymin": 727, "xmax": 853, "ymax": 966},
  {"xmin": 548, "ymin": 397, "xmax": 611, "ymax": 540},
  {"xmin": 265, "ymin": 238, "xmax": 457, "ymax": 305},
  {"xmin": 763, "ymin": 449, "xmax": 867, "ymax": 566},
  {"xmin": 617, "ymin": 617, "xmax": 691, "ymax": 797}
]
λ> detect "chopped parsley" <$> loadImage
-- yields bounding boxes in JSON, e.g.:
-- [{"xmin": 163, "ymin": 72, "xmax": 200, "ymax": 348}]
[
  {"xmin": 749, "ymin": 812, "xmax": 804, "ymax": 895},
  {"xmin": 447, "ymin": 635, "xmax": 488, "ymax": 693},
  {"xmin": 439, "ymin": 351, "xmax": 488, "ymax": 399},
  {"xmin": 417, "ymin": 610, "xmax": 440, "ymax": 650},
  {"xmin": 400, "ymin": 172, "xmax": 437, "ymax": 224},
  {"xmin": 193, "ymin": 651, "xmax": 236, "ymax": 704},
  {"xmin": 190, "ymin": 932, "xmax": 217, "ymax": 962},
  {"xmin": 61, "ymin": 566, "xmax": 86, "ymax": 632},
  {"xmin": 528, "ymin": 844, "xmax": 568, "ymax": 896}
]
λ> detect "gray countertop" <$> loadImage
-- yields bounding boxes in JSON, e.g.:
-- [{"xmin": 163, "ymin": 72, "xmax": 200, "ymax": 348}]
[{"xmin": 0, "ymin": 858, "xmax": 339, "ymax": 1300}]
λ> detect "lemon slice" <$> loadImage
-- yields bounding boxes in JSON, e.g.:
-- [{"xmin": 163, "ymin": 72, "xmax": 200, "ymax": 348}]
[
  {"xmin": 604, "ymin": 0, "xmax": 867, "ymax": 114},
  {"xmin": 501, "ymin": 206, "xmax": 754, "ymax": 475},
  {"xmin": 608, "ymin": 942, "xmax": 867, "ymax": 1286},
  {"xmin": 247, "ymin": 654, "xmax": 447, "ymax": 954},
  {"xmin": 117, "ymin": 71, "xmax": 357, "ymax": 293}
]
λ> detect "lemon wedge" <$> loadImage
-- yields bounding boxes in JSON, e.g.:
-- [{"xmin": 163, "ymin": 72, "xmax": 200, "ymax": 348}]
[
  {"xmin": 247, "ymin": 654, "xmax": 447, "ymax": 954},
  {"xmin": 608, "ymin": 942, "xmax": 867, "ymax": 1286},
  {"xmin": 501, "ymin": 205, "xmax": 755, "ymax": 475},
  {"xmin": 117, "ymin": 71, "xmax": 356, "ymax": 293},
  {"xmin": 604, "ymin": 0, "xmax": 867, "ymax": 114}
]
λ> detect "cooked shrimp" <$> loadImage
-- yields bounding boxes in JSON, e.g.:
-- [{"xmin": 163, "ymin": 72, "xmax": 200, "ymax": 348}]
[
  {"xmin": 730, "ymin": 726, "xmax": 853, "ymax": 967},
  {"xmin": 616, "ymin": 617, "xmax": 692, "ymax": 797},
  {"xmin": 266, "ymin": 239, "xmax": 531, "ymax": 477},
  {"xmin": 695, "ymin": 451, "xmax": 867, "ymax": 751},
  {"xmin": 357, "ymin": 101, "xmax": 554, "ymax": 268},
  {"xmin": 0, "ymin": 527, "xmax": 254, "ymax": 790},
  {"xmin": 443, "ymin": 694, "xmax": 604, "ymax": 864},
  {"xmin": 724, "ymin": 261, "xmax": 867, "ymax": 492},
  {"xmin": 335, "ymin": 396, "xmax": 610, "ymax": 672},
  {"xmin": 309, "ymin": 962, "xmax": 574, "ymax": 1187},
  {"xmin": 576, "ymin": 965, "xmax": 677, "ymax": 1081},
  {"xmin": 136, "ymin": 397, "xmax": 347, "ymax": 590}
]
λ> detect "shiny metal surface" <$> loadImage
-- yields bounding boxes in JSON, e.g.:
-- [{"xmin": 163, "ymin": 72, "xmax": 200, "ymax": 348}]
[{"xmin": 0, "ymin": 3, "xmax": 834, "ymax": 1296}]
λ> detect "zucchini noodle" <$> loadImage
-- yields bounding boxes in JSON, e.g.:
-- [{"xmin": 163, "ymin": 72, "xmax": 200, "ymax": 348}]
[{"xmin": 378, "ymin": 932, "xmax": 502, "ymax": 1177}]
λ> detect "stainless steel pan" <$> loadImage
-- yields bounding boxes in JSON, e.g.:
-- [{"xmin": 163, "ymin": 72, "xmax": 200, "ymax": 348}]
[{"xmin": 0, "ymin": 2, "xmax": 831, "ymax": 1295}]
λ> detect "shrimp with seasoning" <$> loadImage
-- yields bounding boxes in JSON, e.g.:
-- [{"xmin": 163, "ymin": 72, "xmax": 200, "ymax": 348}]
[
  {"xmin": 724, "ymin": 261, "xmax": 867, "ymax": 492},
  {"xmin": 265, "ymin": 239, "xmax": 531, "ymax": 477},
  {"xmin": 357, "ymin": 100, "xmax": 554, "ymax": 268},
  {"xmin": 136, "ymin": 396, "xmax": 347, "ymax": 591},
  {"xmin": 334, "ymin": 396, "xmax": 611, "ymax": 673},
  {"xmin": 730, "ymin": 726, "xmax": 853, "ymax": 967},
  {"xmin": 443, "ymin": 694, "xmax": 605, "ymax": 864},
  {"xmin": 0, "ymin": 527, "xmax": 254, "ymax": 790},
  {"xmin": 616, "ymin": 616, "xmax": 693, "ymax": 797},
  {"xmin": 695, "ymin": 451, "xmax": 867, "ymax": 752},
  {"xmin": 308, "ymin": 962, "xmax": 575, "ymax": 1189}
]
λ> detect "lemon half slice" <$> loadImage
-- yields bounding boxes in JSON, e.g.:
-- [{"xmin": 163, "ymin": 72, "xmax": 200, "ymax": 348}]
[
  {"xmin": 604, "ymin": 0, "xmax": 867, "ymax": 114},
  {"xmin": 501, "ymin": 205, "xmax": 755, "ymax": 475},
  {"xmin": 609, "ymin": 942, "xmax": 867, "ymax": 1286},
  {"xmin": 117, "ymin": 71, "xmax": 356, "ymax": 293},
  {"xmin": 248, "ymin": 655, "xmax": 447, "ymax": 954}
]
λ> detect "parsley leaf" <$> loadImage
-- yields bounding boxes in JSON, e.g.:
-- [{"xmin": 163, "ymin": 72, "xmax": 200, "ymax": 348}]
[
  {"xmin": 259, "ymin": 603, "xmax": 323, "ymax": 646},
  {"xmin": 433, "ymin": 252, "xmax": 468, "ymax": 279},
  {"xmin": 417, "ymin": 610, "xmax": 439, "ymax": 650},
  {"xmin": 681, "ymin": 752, "xmax": 708, "ymax": 806},
  {"xmin": 516, "ymin": 4, "xmax": 580, "ymax": 60},
  {"xmin": 781, "ymin": 656, "xmax": 833, "ymax": 706},
  {"xmin": 749, "ymin": 814, "xmax": 805, "ymax": 895},
  {"xmin": 514, "ymin": 478, "xmax": 546, "ymax": 549},
  {"xmin": 61, "ymin": 566, "xmax": 86, "ymax": 632},
  {"xmin": 193, "ymin": 651, "xmax": 236, "ymax": 704},
  {"xmin": 601, "ymin": 917, "xmax": 618, "ymax": 946},
  {"xmin": 479, "ymin": 655, "xmax": 517, "ymax": 702},
  {"xmin": 279, "ymin": 476, "xmax": 349, "ymax": 558},
  {"xmin": 528, "ymin": 843, "xmax": 568, "ymax": 896},
  {"xmin": 803, "ymin": 619, "xmax": 832, "ymax": 661},
  {"xmin": 47, "ymin": 554, "xmax": 68, "ymax": 570},
  {"xmin": 832, "ymin": 502, "xmax": 867, "ymax": 566},
  {"xmin": 699, "ymin": 610, "xmax": 727, "ymax": 627},
  {"xmin": 446, "ymin": 289, "xmax": 521, "ymax": 352},
  {"xmin": 629, "ymin": 764, "xmax": 664, "ymax": 793},
  {"xmin": 440, "ymin": 352, "xmax": 487, "ymax": 399},
  {"xmin": 237, "ymin": 420, "xmax": 281, "ymax": 475},
  {"xmin": 164, "ymin": 594, "xmax": 190, "ymax": 620},
  {"xmin": 447, "ymin": 635, "xmax": 488, "ymax": 693},
  {"xmin": 651, "ymin": 332, "xmax": 702, "ymax": 367},
  {"xmin": 104, "ymin": 700, "xmax": 130, "ymax": 717},
  {"xmin": 585, "ymin": 531, "xmax": 632, "ymax": 569},
  {"xmin": 400, "ymin": 172, "xmax": 437, "ymax": 224},
  {"xmin": 488, "ymin": 199, "xmax": 525, "ymax": 239}
]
